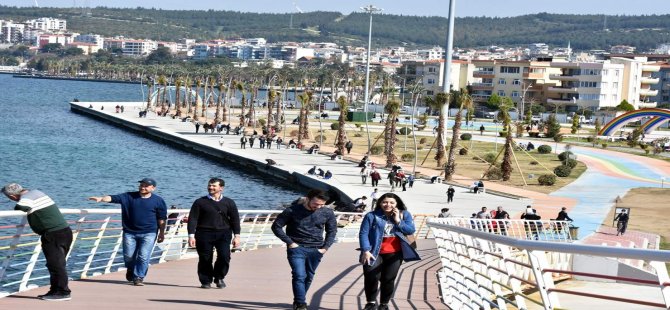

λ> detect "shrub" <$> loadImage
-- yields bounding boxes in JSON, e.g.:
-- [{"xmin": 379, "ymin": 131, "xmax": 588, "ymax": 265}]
[
  {"xmin": 398, "ymin": 127, "xmax": 412, "ymax": 135},
  {"xmin": 528, "ymin": 132, "xmax": 540, "ymax": 138},
  {"xmin": 499, "ymin": 131, "xmax": 507, "ymax": 137},
  {"xmin": 355, "ymin": 123, "xmax": 362, "ymax": 128},
  {"xmin": 640, "ymin": 143, "xmax": 648, "ymax": 150},
  {"xmin": 485, "ymin": 166, "xmax": 503, "ymax": 180},
  {"xmin": 417, "ymin": 146, "xmax": 424, "ymax": 150},
  {"xmin": 586, "ymin": 136, "xmax": 595, "ymax": 142},
  {"xmin": 314, "ymin": 135, "xmax": 326, "ymax": 142},
  {"xmin": 483, "ymin": 152, "xmax": 497, "ymax": 164},
  {"xmin": 400, "ymin": 153, "xmax": 415, "ymax": 161},
  {"xmin": 601, "ymin": 143, "xmax": 608, "ymax": 148},
  {"xmin": 645, "ymin": 149, "xmax": 651, "ymax": 155},
  {"xmin": 258, "ymin": 118, "xmax": 267, "ymax": 127},
  {"xmin": 530, "ymin": 160, "xmax": 539, "ymax": 165},
  {"xmin": 290, "ymin": 130, "xmax": 299, "ymax": 136},
  {"xmin": 553, "ymin": 134, "xmax": 564, "ymax": 142},
  {"xmin": 537, "ymin": 145, "xmax": 552, "ymax": 154},
  {"xmin": 370, "ymin": 145, "xmax": 383, "ymax": 155},
  {"xmin": 460, "ymin": 133, "xmax": 472, "ymax": 140},
  {"xmin": 419, "ymin": 137, "xmax": 427, "ymax": 144},
  {"xmin": 538, "ymin": 174, "xmax": 557, "ymax": 186},
  {"xmin": 459, "ymin": 148, "xmax": 468, "ymax": 155},
  {"xmin": 330, "ymin": 123, "xmax": 339, "ymax": 130},
  {"xmin": 554, "ymin": 165, "xmax": 572, "ymax": 177},
  {"xmin": 558, "ymin": 151, "xmax": 573, "ymax": 161},
  {"xmin": 353, "ymin": 133, "xmax": 362, "ymax": 137},
  {"xmin": 565, "ymin": 158, "xmax": 578, "ymax": 169}
]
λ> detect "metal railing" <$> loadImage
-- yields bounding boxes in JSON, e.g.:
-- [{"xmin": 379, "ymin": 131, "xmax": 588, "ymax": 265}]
[
  {"xmin": 0, "ymin": 209, "xmax": 435, "ymax": 297},
  {"xmin": 440, "ymin": 218, "xmax": 574, "ymax": 242},
  {"xmin": 428, "ymin": 218, "xmax": 670, "ymax": 309}
]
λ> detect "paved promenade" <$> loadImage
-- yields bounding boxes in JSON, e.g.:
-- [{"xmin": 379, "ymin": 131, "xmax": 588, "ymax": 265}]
[
  {"xmin": 72, "ymin": 102, "xmax": 531, "ymax": 218},
  {"xmin": 1, "ymin": 240, "xmax": 442, "ymax": 309}
]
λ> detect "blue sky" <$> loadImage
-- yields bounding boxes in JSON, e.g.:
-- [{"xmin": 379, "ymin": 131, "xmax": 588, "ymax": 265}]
[{"xmin": 4, "ymin": 0, "xmax": 670, "ymax": 17}]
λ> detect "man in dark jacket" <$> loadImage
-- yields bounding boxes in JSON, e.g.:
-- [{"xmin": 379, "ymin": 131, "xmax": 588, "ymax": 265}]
[
  {"xmin": 187, "ymin": 178, "xmax": 241, "ymax": 289},
  {"xmin": 271, "ymin": 189, "xmax": 337, "ymax": 310},
  {"xmin": 3, "ymin": 183, "xmax": 73, "ymax": 301}
]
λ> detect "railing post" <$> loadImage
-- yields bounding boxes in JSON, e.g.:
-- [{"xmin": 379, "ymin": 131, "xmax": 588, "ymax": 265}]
[
  {"xmin": 527, "ymin": 249, "xmax": 560, "ymax": 309},
  {"xmin": 0, "ymin": 217, "xmax": 27, "ymax": 285},
  {"xmin": 159, "ymin": 213, "xmax": 187, "ymax": 263},
  {"xmin": 67, "ymin": 215, "xmax": 86, "ymax": 261},
  {"xmin": 18, "ymin": 241, "xmax": 43, "ymax": 292},
  {"xmin": 650, "ymin": 261, "xmax": 670, "ymax": 308},
  {"xmin": 499, "ymin": 245, "xmax": 528, "ymax": 309},
  {"xmin": 81, "ymin": 216, "xmax": 110, "ymax": 279}
]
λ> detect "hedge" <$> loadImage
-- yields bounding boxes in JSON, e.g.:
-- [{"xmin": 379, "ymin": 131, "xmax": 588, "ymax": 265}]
[
  {"xmin": 558, "ymin": 151, "xmax": 573, "ymax": 161},
  {"xmin": 538, "ymin": 174, "xmax": 557, "ymax": 185},
  {"xmin": 554, "ymin": 165, "xmax": 572, "ymax": 177},
  {"xmin": 537, "ymin": 145, "xmax": 552, "ymax": 154},
  {"xmin": 460, "ymin": 133, "xmax": 472, "ymax": 140}
]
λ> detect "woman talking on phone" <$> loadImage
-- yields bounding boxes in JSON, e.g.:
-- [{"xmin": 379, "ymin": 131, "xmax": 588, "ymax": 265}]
[{"xmin": 358, "ymin": 193, "xmax": 421, "ymax": 310}]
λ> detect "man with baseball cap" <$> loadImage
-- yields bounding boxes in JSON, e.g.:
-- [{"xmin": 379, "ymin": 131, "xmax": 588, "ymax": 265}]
[{"xmin": 88, "ymin": 178, "xmax": 167, "ymax": 286}]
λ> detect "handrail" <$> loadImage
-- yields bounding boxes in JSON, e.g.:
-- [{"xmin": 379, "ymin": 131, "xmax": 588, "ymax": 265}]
[
  {"xmin": 0, "ymin": 208, "xmax": 435, "ymax": 297},
  {"xmin": 428, "ymin": 218, "xmax": 670, "ymax": 309}
]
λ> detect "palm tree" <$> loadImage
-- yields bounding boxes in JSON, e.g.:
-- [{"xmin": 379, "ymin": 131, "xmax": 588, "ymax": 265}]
[
  {"xmin": 424, "ymin": 92, "xmax": 449, "ymax": 168},
  {"xmin": 335, "ymin": 96, "xmax": 348, "ymax": 154},
  {"xmin": 267, "ymin": 89, "xmax": 277, "ymax": 136},
  {"xmin": 444, "ymin": 90, "xmax": 474, "ymax": 181},
  {"xmin": 297, "ymin": 91, "xmax": 313, "ymax": 142},
  {"xmin": 384, "ymin": 99, "xmax": 401, "ymax": 167},
  {"xmin": 193, "ymin": 78, "xmax": 202, "ymax": 121},
  {"xmin": 236, "ymin": 81, "xmax": 247, "ymax": 127},
  {"xmin": 215, "ymin": 80, "xmax": 225, "ymax": 124},
  {"xmin": 499, "ymin": 100, "xmax": 514, "ymax": 181},
  {"xmin": 174, "ymin": 77, "xmax": 182, "ymax": 116}
]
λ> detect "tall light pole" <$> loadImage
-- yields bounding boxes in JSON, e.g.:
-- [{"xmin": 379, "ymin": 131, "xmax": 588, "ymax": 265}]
[
  {"xmin": 362, "ymin": 4, "xmax": 382, "ymax": 154},
  {"xmin": 520, "ymin": 82, "xmax": 533, "ymax": 121},
  {"xmin": 442, "ymin": 0, "xmax": 456, "ymax": 175}
]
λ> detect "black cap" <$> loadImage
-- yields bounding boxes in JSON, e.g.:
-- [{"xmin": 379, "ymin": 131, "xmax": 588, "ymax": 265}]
[{"xmin": 138, "ymin": 178, "xmax": 157, "ymax": 186}]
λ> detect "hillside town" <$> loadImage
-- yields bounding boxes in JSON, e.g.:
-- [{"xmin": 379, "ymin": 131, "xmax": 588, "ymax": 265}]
[{"xmin": 2, "ymin": 17, "xmax": 670, "ymax": 114}]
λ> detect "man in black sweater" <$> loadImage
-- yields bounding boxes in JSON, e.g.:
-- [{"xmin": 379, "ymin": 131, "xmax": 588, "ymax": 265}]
[
  {"xmin": 187, "ymin": 178, "xmax": 241, "ymax": 289},
  {"xmin": 272, "ymin": 189, "xmax": 338, "ymax": 310}
]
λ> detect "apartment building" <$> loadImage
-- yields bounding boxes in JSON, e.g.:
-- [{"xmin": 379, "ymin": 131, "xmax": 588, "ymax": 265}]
[
  {"xmin": 26, "ymin": 17, "xmax": 67, "ymax": 32},
  {"xmin": 470, "ymin": 59, "xmax": 560, "ymax": 108},
  {"xmin": 0, "ymin": 20, "xmax": 24, "ymax": 43},
  {"xmin": 398, "ymin": 59, "xmax": 475, "ymax": 97},
  {"xmin": 74, "ymin": 34, "xmax": 104, "ymax": 49},
  {"xmin": 649, "ymin": 62, "xmax": 670, "ymax": 105},
  {"xmin": 103, "ymin": 38, "xmax": 157, "ymax": 56},
  {"xmin": 609, "ymin": 57, "xmax": 660, "ymax": 108},
  {"xmin": 547, "ymin": 61, "xmax": 625, "ymax": 111},
  {"xmin": 66, "ymin": 42, "xmax": 100, "ymax": 55},
  {"xmin": 38, "ymin": 33, "xmax": 76, "ymax": 48}
]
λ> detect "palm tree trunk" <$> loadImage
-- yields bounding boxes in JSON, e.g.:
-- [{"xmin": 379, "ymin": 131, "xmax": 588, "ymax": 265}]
[{"xmin": 445, "ymin": 110, "xmax": 462, "ymax": 180}]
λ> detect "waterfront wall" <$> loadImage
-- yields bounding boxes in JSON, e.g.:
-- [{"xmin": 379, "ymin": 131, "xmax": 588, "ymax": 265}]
[{"xmin": 69, "ymin": 103, "xmax": 353, "ymax": 204}]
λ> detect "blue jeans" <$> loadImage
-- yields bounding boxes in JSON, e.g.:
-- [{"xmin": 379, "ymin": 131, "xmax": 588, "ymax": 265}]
[
  {"xmin": 123, "ymin": 232, "xmax": 157, "ymax": 280},
  {"xmin": 287, "ymin": 247, "xmax": 323, "ymax": 304}
]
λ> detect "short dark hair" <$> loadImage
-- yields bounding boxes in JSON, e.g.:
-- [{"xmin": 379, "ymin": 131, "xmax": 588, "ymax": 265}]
[
  {"xmin": 374, "ymin": 193, "xmax": 407, "ymax": 211},
  {"xmin": 208, "ymin": 178, "xmax": 225, "ymax": 187},
  {"xmin": 306, "ymin": 189, "xmax": 329, "ymax": 201}
]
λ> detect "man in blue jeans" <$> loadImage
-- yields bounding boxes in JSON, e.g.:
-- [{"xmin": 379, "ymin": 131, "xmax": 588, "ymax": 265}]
[
  {"xmin": 89, "ymin": 178, "xmax": 167, "ymax": 286},
  {"xmin": 272, "ymin": 189, "xmax": 337, "ymax": 310}
]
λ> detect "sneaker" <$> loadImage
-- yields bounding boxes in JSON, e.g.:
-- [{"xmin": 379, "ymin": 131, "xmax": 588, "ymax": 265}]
[
  {"xmin": 214, "ymin": 279, "xmax": 226, "ymax": 289},
  {"xmin": 363, "ymin": 302, "xmax": 377, "ymax": 310},
  {"xmin": 37, "ymin": 292, "xmax": 55, "ymax": 299},
  {"xmin": 40, "ymin": 294, "xmax": 71, "ymax": 301},
  {"xmin": 377, "ymin": 304, "xmax": 389, "ymax": 310},
  {"xmin": 293, "ymin": 303, "xmax": 308, "ymax": 310},
  {"xmin": 200, "ymin": 283, "xmax": 211, "ymax": 289},
  {"xmin": 133, "ymin": 278, "xmax": 144, "ymax": 286},
  {"xmin": 125, "ymin": 270, "xmax": 133, "ymax": 282}
]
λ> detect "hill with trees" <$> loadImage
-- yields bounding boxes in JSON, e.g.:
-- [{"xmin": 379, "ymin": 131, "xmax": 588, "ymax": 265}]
[{"xmin": 1, "ymin": 6, "xmax": 669, "ymax": 51}]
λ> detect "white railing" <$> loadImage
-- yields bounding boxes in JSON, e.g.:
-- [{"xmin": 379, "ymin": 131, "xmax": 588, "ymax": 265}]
[
  {"xmin": 440, "ymin": 218, "xmax": 574, "ymax": 242},
  {"xmin": 429, "ymin": 218, "xmax": 670, "ymax": 310},
  {"xmin": 0, "ymin": 209, "xmax": 435, "ymax": 297}
]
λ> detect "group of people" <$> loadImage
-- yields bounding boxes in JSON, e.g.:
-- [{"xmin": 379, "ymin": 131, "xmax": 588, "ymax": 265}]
[
  {"xmin": 3, "ymin": 178, "xmax": 423, "ymax": 310},
  {"xmin": 386, "ymin": 165, "xmax": 415, "ymax": 192},
  {"xmin": 239, "ymin": 132, "xmax": 283, "ymax": 149},
  {"xmin": 307, "ymin": 165, "xmax": 333, "ymax": 179}
]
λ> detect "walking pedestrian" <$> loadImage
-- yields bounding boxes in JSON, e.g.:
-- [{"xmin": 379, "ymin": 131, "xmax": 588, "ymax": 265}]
[
  {"xmin": 2, "ymin": 183, "xmax": 73, "ymax": 301},
  {"xmin": 271, "ymin": 189, "xmax": 337, "ymax": 310},
  {"xmin": 407, "ymin": 174, "xmax": 414, "ymax": 188},
  {"xmin": 370, "ymin": 188, "xmax": 379, "ymax": 207},
  {"xmin": 276, "ymin": 137, "xmax": 283, "ymax": 149},
  {"xmin": 187, "ymin": 178, "xmax": 241, "ymax": 289},
  {"xmin": 249, "ymin": 135, "xmax": 256, "ymax": 148},
  {"xmin": 345, "ymin": 140, "xmax": 353, "ymax": 154},
  {"xmin": 370, "ymin": 169, "xmax": 381, "ymax": 187},
  {"xmin": 479, "ymin": 124, "xmax": 485, "ymax": 135},
  {"xmin": 88, "ymin": 178, "xmax": 167, "ymax": 286},
  {"xmin": 359, "ymin": 193, "xmax": 420, "ymax": 310},
  {"xmin": 446, "ymin": 186, "xmax": 455, "ymax": 203},
  {"xmin": 195, "ymin": 122, "xmax": 201, "ymax": 133},
  {"xmin": 240, "ymin": 135, "xmax": 247, "ymax": 149},
  {"xmin": 360, "ymin": 166, "xmax": 368, "ymax": 184},
  {"xmin": 615, "ymin": 209, "xmax": 629, "ymax": 236}
]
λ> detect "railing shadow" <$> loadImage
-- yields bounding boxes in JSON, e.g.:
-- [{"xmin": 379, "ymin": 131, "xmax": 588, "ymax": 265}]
[{"xmin": 149, "ymin": 299, "xmax": 292, "ymax": 309}]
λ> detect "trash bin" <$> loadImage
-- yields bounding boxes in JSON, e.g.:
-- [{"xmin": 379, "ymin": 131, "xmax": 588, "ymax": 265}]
[{"xmin": 568, "ymin": 226, "xmax": 579, "ymax": 240}]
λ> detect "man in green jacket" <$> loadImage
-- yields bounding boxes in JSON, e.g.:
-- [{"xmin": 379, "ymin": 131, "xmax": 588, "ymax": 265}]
[{"xmin": 2, "ymin": 183, "xmax": 72, "ymax": 301}]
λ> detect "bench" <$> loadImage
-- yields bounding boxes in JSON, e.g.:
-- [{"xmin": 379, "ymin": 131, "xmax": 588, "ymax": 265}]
[
  {"xmin": 432, "ymin": 176, "xmax": 443, "ymax": 184},
  {"xmin": 288, "ymin": 144, "xmax": 297, "ymax": 149},
  {"xmin": 469, "ymin": 186, "xmax": 485, "ymax": 194}
]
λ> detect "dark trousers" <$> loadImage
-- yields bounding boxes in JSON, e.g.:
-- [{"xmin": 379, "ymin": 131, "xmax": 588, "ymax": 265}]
[
  {"xmin": 371, "ymin": 179, "xmax": 379, "ymax": 187},
  {"xmin": 195, "ymin": 230, "xmax": 232, "ymax": 285},
  {"xmin": 363, "ymin": 252, "xmax": 403, "ymax": 304},
  {"xmin": 447, "ymin": 195, "xmax": 454, "ymax": 203},
  {"xmin": 41, "ymin": 227, "xmax": 73, "ymax": 295}
]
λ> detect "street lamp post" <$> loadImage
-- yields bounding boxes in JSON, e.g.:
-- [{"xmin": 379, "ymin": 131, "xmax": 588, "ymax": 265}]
[
  {"xmin": 361, "ymin": 4, "xmax": 383, "ymax": 154},
  {"xmin": 441, "ymin": 0, "xmax": 456, "ymax": 176},
  {"xmin": 520, "ymin": 82, "xmax": 533, "ymax": 121}
]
